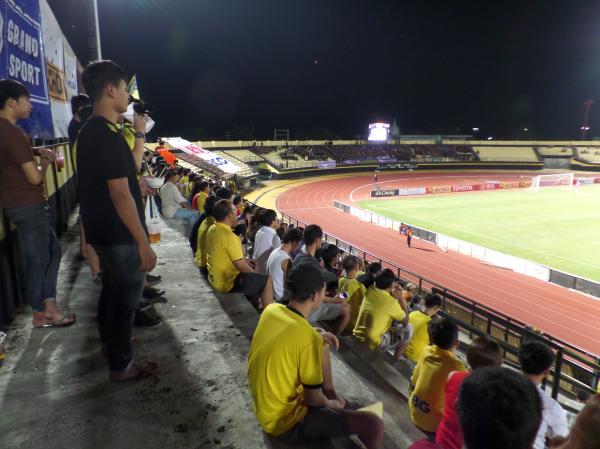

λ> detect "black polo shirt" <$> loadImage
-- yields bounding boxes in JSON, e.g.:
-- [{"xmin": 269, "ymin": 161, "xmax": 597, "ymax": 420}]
[{"xmin": 76, "ymin": 115, "xmax": 147, "ymax": 245}]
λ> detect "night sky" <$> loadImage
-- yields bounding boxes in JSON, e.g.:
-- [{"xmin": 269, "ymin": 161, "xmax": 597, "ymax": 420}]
[{"xmin": 48, "ymin": 0, "xmax": 600, "ymax": 141}]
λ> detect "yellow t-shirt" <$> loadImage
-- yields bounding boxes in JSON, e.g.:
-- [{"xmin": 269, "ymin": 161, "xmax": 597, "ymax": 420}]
[
  {"xmin": 179, "ymin": 176, "xmax": 189, "ymax": 190},
  {"xmin": 196, "ymin": 191, "xmax": 209, "ymax": 212},
  {"xmin": 195, "ymin": 216, "xmax": 216, "ymax": 267},
  {"xmin": 185, "ymin": 180, "xmax": 193, "ymax": 198},
  {"xmin": 409, "ymin": 345, "xmax": 466, "ymax": 433},
  {"xmin": 206, "ymin": 222, "xmax": 244, "ymax": 292},
  {"xmin": 353, "ymin": 285, "xmax": 406, "ymax": 351},
  {"xmin": 248, "ymin": 304, "xmax": 323, "ymax": 436},
  {"xmin": 338, "ymin": 277, "xmax": 366, "ymax": 331},
  {"xmin": 404, "ymin": 311, "xmax": 432, "ymax": 362}
]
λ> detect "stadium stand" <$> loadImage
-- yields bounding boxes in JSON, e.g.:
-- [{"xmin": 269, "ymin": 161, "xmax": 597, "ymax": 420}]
[
  {"xmin": 576, "ymin": 146, "xmax": 600, "ymax": 162},
  {"xmin": 261, "ymin": 149, "xmax": 323, "ymax": 169},
  {"xmin": 223, "ymin": 149, "xmax": 265, "ymax": 164},
  {"xmin": 538, "ymin": 146, "xmax": 574, "ymax": 157},
  {"xmin": 473, "ymin": 146, "xmax": 539, "ymax": 162},
  {"xmin": 3, "ymin": 137, "xmax": 599, "ymax": 448},
  {"xmin": 211, "ymin": 150, "xmax": 257, "ymax": 178}
]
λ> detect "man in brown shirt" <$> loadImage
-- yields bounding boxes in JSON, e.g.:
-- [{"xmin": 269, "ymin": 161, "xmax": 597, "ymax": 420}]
[{"xmin": 0, "ymin": 79, "xmax": 75, "ymax": 328}]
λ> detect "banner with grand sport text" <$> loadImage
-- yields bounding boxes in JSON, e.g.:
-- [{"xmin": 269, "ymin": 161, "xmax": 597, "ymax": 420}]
[
  {"xmin": 40, "ymin": 0, "xmax": 70, "ymax": 138},
  {"xmin": 0, "ymin": 0, "xmax": 54, "ymax": 138}
]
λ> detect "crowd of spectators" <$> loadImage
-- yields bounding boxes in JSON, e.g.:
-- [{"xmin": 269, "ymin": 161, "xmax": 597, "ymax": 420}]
[
  {"xmin": 182, "ymin": 183, "xmax": 599, "ymax": 448},
  {"xmin": 248, "ymin": 143, "xmax": 477, "ymax": 167},
  {"xmin": 2, "ymin": 61, "xmax": 599, "ymax": 449}
]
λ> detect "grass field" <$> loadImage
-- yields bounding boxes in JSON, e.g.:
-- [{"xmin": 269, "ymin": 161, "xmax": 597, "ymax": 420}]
[{"xmin": 359, "ymin": 185, "xmax": 600, "ymax": 282}]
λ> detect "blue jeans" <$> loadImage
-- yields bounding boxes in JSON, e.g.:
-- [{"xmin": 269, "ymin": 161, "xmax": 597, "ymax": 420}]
[
  {"xmin": 93, "ymin": 244, "xmax": 145, "ymax": 372},
  {"xmin": 173, "ymin": 207, "xmax": 198, "ymax": 226},
  {"xmin": 4, "ymin": 203, "xmax": 61, "ymax": 312}
]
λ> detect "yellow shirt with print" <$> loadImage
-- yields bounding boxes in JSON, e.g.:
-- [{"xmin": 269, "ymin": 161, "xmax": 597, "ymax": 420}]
[
  {"xmin": 353, "ymin": 285, "xmax": 406, "ymax": 351},
  {"xmin": 338, "ymin": 277, "xmax": 366, "ymax": 331},
  {"xmin": 196, "ymin": 191, "xmax": 209, "ymax": 212},
  {"xmin": 195, "ymin": 216, "xmax": 216, "ymax": 267},
  {"xmin": 206, "ymin": 222, "xmax": 243, "ymax": 292},
  {"xmin": 404, "ymin": 311, "xmax": 433, "ymax": 362},
  {"xmin": 248, "ymin": 303, "xmax": 323, "ymax": 436},
  {"xmin": 409, "ymin": 345, "xmax": 466, "ymax": 433}
]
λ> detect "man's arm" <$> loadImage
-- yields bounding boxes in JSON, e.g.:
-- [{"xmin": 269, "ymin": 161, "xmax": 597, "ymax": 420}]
[
  {"xmin": 21, "ymin": 149, "xmax": 54, "ymax": 185},
  {"xmin": 304, "ymin": 388, "xmax": 344, "ymax": 409},
  {"xmin": 233, "ymin": 258, "xmax": 256, "ymax": 273},
  {"xmin": 131, "ymin": 114, "xmax": 148, "ymax": 171},
  {"xmin": 107, "ymin": 177, "xmax": 156, "ymax": 272}
]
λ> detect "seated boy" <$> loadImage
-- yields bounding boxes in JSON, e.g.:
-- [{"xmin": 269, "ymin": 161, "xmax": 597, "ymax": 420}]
[
  {"xmin": 248, "ymin": 264, "xmax": 384, "ymax": 448},
  {"xmin": 435, "ymin": 336, "xmax": 503, "ymax": 449},
  {"xmin": 353, "ymin": 269, "xmax": 412, "ymax": 359},
  {"xmin": 409, "ymin": 318, "xmax": 466, "ymax": 437},
  {"xmin": 338, "ymin": 255, "xmax": 366, "ymax": 332},
  {"xmin": 409, "ymin": 367, "xmax": 542, "ymax": 449},
  {"xmin": 404, "ymin": 294, "xmax": 442, "ymax": 363}
]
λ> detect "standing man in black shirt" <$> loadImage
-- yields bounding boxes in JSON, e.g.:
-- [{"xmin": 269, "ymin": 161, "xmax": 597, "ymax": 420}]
[
  {"xmin": 67, "ymin": 94, "xmax": 90, "ymax": 149},
  {"xmin": 77, "ymin": 61, "xmax": 158, "ymax": 382}
]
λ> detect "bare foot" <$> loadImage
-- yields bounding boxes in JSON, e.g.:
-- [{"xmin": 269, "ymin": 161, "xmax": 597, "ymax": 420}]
[
  {"xmin": 43, "ymin": 301, "xmax": 75, "ymax": 326},
  {"xmin": 32, "ymin": 312, "xmax": 51, "ymax": 328},
  {"xmin": 109, "ymin": 360, "xmax": 159, "ymax": 382}
]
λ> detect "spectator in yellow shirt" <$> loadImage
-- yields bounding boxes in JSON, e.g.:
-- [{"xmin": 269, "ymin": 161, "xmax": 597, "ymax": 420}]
[
  {"xmin": 178, "ymin": 168, "xmax": 190, "ymax": 194},
  {"xmin": 404, "ymin": 294, "xmax": 442, "ymax": 363},
  {"xmin": 194, "ymin": 195, "xmax": 219, "ymax": 276},
  {"xmin": 247, "ymin": 264, "xmax": 384, "ymax": 448},
  {"xmin": 338, "ymin": 255, "xmax": 366, "ymax": 331},
  {"xmin": 409, "ymin": 318, "xmax": 466, "ymax": 436},
  {"xmin": 192, "ymin": 181, "xmax": 211, "ymax": 212},
  {"xmin": 353, "ymin": 269, "xmax": 412, "ymax": 359},
  {"xmin": 206, "ymin": 199, "xmax": 273, "ymax": 308}
]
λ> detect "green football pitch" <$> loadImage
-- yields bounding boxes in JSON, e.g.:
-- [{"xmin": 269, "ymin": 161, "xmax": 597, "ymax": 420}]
[{"xmin": 358, "ymin": 185, "xmax": 600, "ymax": 282}]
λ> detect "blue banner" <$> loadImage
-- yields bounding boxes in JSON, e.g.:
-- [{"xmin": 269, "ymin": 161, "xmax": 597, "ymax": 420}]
[{"xmin": 0, "ymin": 0, "xmax": 54, "ymax": 138}]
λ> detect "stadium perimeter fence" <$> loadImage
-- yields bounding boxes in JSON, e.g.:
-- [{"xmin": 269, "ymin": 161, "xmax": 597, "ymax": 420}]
[{"xmin": 277, "ymin": 207, "xmax": 600, "ymax": 412}]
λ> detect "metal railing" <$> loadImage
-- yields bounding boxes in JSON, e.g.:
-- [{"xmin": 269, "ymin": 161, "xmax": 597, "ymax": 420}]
[{"xmin": 279, "ymin": 211, "xmax": 600, "ymax": 404}]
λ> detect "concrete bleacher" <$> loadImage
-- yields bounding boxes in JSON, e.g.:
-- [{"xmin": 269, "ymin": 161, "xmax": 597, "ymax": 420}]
[
  {"xmin": 538, "ymin": 146, "xmax": 574, "ymax": 157},
  {"xmin": 473, "ymin": 145, "xmax": 539, "ymax": 162},
  {"xmin": 263, "ymin": 150, "xmax": 321, "ymax": 169},
  {"xmin": 0, "ymin": 216, "xmax": 421, "ymax": 449},
  {"xmin": 577, "ymin": 146, "xmax": 600, "ymax": 162},
  {"xmin": 223, "ymin": 149, "xmax": 265, "ymax": 164},
  {"xmin": 210, "ymin": 150, "xmax": 256, "ymax": 177}
]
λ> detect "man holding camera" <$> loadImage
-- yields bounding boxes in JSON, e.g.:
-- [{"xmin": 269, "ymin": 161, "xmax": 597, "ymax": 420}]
[
  {"xmin": 77, "ymin": 61, "xmax": 158, "ymax": 382},
  {"xmin": 0, "ymin": 79, "xmax": 75, "ymax": 328}
]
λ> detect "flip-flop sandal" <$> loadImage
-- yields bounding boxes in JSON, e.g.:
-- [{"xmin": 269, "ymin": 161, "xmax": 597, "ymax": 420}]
[
  {"xmin": 111, "ymin": 361, "xmax": 158, "ymax": 382},
  {"xmin": 47, "ymin": 313, "xmax": 76, "ymax": 327},
  {"xmin": 33, "ymin": 318, "xmax": 52, "ymax": 328}
]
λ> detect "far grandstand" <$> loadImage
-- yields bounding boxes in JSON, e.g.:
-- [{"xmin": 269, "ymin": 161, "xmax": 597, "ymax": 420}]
[{"xmin": 157, "ymin": 138, "xmax": 600, "ymax": 181}]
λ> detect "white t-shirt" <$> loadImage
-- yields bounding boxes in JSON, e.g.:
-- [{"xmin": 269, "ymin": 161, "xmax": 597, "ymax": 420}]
[
  {"xmin": 253, "ymin": 226, "xmax": 281, "ymax": 273},
  {"xmin": 160, "ymin": 181, "xmax": 187, "ymax": 218},
  {"xmin": 533, "ymin": 385, "xmax": 569, "ymax": 449},
  {"xmin": 266, "ymin": 247, "xmax": 291, "ymax": 300}
]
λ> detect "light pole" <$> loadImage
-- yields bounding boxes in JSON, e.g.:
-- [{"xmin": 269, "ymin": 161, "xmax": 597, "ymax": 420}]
[{"xmin": 88, "ymin": 0, "xmax": 102, "ymax": 60}]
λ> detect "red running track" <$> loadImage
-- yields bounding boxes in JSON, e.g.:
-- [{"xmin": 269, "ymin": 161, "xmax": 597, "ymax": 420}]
[{"xmin": 276, "ymin": 171, "xmax": 600, "ymax": 356}]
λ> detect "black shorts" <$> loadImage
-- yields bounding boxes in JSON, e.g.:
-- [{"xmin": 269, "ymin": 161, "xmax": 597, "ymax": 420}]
[
  {"xmin": 231, "ymin": 272, "xmax": 268, "ymax": 298},
  {"xmin": 276, "ymin": 407, "xmax": 351, "ymax": 443}
]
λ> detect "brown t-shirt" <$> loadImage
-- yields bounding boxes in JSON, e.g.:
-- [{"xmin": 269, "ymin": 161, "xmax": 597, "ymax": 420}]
[{"xmin": 0, "ymin": 118, "xmax": 44, "ymax": 208}]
